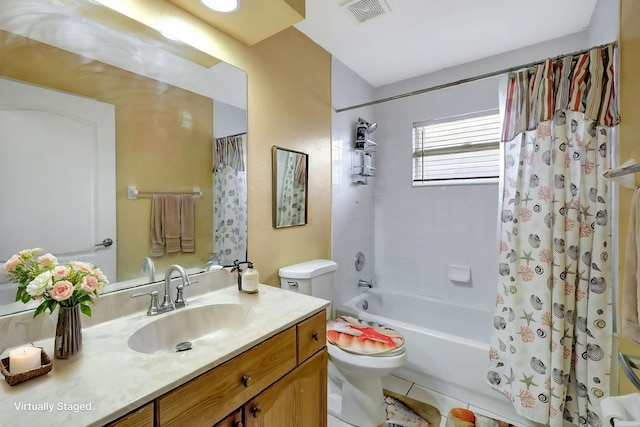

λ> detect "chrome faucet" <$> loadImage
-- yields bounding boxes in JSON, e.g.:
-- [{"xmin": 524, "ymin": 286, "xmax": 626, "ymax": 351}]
[
  {"xmin": 358, "ymin": 279, "xmax": 373, "ymax": 288},
  {"xmin": 140, "ymin": 257, "xmax": 156, "ymax": 282},
  {"xmin": 161, "ymin": 264, "xmax": 191, "ymax": 311},
  {"xmin": 130, "ymin": 290, "xmax": 161, "ymax": 316}
]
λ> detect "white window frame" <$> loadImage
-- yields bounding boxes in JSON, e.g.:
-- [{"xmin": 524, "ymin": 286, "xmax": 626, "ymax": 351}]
[{"xmin": 412, "ymin": 109, "xmax": 501, "ymax": 187}]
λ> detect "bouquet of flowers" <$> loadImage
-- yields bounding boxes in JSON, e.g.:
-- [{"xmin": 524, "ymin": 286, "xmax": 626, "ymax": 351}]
[{"xmin": 1, "ymin": 248, "xmax": 109, "ymax": 317}]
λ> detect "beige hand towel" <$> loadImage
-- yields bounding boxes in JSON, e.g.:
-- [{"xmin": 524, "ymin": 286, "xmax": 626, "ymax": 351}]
[
  {"xmin": 622, "ymin": 188, "xmax": 640, "ymax": 343},
  {"xmin": 150, "ymin": 195, "xmax": 165, "ymax": 256},
  {"xmin": 163, "ymin": 195, "xmax": 182, "ymax": 253},
  {"xmin": 180, "ymin": 194, "xmax": 195, "ymax": 253}
]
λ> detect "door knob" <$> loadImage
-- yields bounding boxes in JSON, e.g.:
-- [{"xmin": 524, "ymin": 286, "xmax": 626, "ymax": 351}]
[
  {"xmin": 251, "ymin": 406, "xmax": 261, "ymax": 418},
  {"xmin": 95, "ymin": 238, "xmax": 113, "ymax": 247}
]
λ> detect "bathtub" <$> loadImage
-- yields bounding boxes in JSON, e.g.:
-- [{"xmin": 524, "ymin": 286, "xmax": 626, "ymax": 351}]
[{"xmin": 342, "ymin": 288, "xmax": 523, "ymax": 421}]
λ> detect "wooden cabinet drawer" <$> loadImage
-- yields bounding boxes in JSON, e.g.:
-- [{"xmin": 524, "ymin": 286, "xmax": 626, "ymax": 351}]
[
  {"xmin": 105, "ymin": 402, "xmax": 153, "ymax": 427},
  {"xmin": 296, "ymin": 310, "xmax": 326, "ymax": 363},
  {"xmin": 157, "ymin": 327, "xmax": 297, "ymax": 427}
]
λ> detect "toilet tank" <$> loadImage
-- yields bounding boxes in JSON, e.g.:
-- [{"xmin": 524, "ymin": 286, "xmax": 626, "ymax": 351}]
[{"xmin": 278, "ymin": 259, "xmax": 337, "ymax": 302}]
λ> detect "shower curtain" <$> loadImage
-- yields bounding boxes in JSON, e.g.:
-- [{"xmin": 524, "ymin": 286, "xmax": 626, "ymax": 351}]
[
  {"xmin": 214, "ymin": 134, "xmax": 247, "ymax": 265},
  {"xmin": 487, "ymin": 44, "xmax": 618, "ymax": 427},
  {"xmin": 277, "ymin": 151, "xmax": 306, "ymax": 227}
]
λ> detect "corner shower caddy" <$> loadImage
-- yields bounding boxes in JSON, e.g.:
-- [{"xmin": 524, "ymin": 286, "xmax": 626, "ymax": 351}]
[{"xmin": 353, "ymin": 118, "xmax": 377, "ymax": 185}]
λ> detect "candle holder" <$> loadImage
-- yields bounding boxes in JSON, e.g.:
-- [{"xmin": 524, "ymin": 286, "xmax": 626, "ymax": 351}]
[{"xmin": 0, "ymin": 349, "xmax": 52, "ymax": 386}]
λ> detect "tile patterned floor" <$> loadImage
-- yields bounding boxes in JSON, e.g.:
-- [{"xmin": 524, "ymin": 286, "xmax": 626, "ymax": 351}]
[{"xmin": 327, "ymin": 375, "xmax": 536, "ymax": 427}]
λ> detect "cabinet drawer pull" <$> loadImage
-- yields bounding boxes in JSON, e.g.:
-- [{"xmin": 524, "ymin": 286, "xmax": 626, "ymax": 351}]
[
  {"xmin": 312, "ymin": 332, "xmax": 319, "ymax": 341},
  {"xmin": 251, "ymin": 406, "xmax": 261, "ymax": 418},
  {"xmin": 232, "ymin": 421, "xmax": 243, "ymax": 427},
  {"xmin": 241, "ymin": 375, "xmax": 252, "ymax": 387}
]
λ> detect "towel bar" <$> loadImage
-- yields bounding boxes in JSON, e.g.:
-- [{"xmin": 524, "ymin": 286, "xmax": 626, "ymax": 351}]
[{"xmin": 127, "ymin": 185, "xmax": 202, "ymax": 200}]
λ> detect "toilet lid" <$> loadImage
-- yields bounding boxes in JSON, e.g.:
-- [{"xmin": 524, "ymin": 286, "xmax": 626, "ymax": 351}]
[{"xmin": 326, "ymin": 316, "xmax": 404, "ymax": 356}]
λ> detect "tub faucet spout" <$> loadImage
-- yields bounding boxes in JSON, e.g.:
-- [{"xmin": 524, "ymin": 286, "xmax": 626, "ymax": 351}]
[
  {"xmin": 358, "ymin": 279, "xmax": 372, "ymax": 288},
  {"xmin": 140, "ymin": 257, "xmax": 155, "ymax": 282}
]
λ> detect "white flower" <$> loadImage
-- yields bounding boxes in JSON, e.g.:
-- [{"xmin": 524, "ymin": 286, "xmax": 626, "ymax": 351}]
[{"xmin": 26, "ymin": 270, "xmax": 53, "ymax": 297}]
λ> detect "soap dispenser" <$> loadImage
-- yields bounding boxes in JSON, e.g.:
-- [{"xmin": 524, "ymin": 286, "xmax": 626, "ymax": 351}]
[{"xmin": 241, "ymin": 262, "xmax": 259, "ymax": 294}]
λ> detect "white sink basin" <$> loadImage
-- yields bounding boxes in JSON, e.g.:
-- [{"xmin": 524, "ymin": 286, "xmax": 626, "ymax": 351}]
[{"xmin": 127, "ymin": 303, "xmax": 254, "ymax": 354}]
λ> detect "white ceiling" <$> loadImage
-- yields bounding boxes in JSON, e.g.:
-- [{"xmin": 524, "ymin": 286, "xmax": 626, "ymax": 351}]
[{"xmin": 295, "ymin": 0, "xmax": 599, "ymax": 88}]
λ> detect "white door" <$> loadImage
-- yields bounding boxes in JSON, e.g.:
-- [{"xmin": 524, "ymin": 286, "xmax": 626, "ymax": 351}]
[{"xmin": 0, "ymin": 77, "xmax": 116, "ymax": 281}]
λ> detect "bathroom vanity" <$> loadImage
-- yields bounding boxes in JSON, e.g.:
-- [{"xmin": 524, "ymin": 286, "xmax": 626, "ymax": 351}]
[
  {"xmin": 111, "ymin": 310, "xmax": 327, "ymax": 426},
  {"xmin": 0, "ymin": 274, "xmax": 329, "ymax": 427}
]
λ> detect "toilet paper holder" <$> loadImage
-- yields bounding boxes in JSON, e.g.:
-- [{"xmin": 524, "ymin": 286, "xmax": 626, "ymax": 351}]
[{"xmin": 619, "ymin": 352, "xmax": 640, "ymax": 391}]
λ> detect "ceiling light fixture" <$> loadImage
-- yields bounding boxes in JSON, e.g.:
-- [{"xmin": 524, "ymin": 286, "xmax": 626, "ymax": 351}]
[{"xmin": 201, "ymin": 0, "xmax": 241, "ymax": 13}]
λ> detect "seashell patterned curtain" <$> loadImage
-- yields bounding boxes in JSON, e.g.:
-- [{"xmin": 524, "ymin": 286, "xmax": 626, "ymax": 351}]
[
  {"xmin": 487, "ymin": 43, "xmax": 618, "ymax": 427},
  {"xmin": 214, "ymin": 134, "xmax": 248, "ymax": 265},
  {"xmin": 277, "ymin": 151, "xmax": 307, "ymax": 227}
]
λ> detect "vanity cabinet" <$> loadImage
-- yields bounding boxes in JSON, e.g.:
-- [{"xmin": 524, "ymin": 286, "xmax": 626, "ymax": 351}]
[
  {"xmin": 244, "ymin": 350, "xmax": 327, "ymax": 427},
  {"xmin": 154, "ymin": 310, "xmax": 327, "ymax": 427}
]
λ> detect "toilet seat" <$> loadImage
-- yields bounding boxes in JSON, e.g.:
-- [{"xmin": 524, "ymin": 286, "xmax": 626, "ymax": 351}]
[
  {"xmin": 327, "ymin": 341, "xmax": 406, "ymax": 367},
  {"xmin": 326, "ymin": 316, "xmax": 404, "ymax": 356}
]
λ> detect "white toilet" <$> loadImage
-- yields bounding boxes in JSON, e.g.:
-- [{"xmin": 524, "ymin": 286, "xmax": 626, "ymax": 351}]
[{"xmin": 279, "ymin": 259, "xmax": 407, "ymax": 427}]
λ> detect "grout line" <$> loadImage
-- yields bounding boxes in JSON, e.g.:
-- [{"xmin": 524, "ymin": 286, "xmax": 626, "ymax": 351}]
[{"xmin": 406, "ymin": 382, "xmax": 415, "ymax": 396}]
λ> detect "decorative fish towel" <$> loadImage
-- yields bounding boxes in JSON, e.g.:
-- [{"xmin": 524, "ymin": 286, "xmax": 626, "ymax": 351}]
[{"xmin": 326, "ymin": 316, "xmax": 404, "ymax": 354}]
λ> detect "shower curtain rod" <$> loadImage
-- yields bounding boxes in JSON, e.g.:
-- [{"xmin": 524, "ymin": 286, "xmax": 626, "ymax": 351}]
[{"xmin": 334, "ymin": 41, "xmax": 618, "ymax": 113}]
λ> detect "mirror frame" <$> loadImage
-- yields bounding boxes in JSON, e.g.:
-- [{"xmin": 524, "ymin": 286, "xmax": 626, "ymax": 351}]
[{"xmin": 272, "ymin": 146, "xmax": 308, "ymax": 228}]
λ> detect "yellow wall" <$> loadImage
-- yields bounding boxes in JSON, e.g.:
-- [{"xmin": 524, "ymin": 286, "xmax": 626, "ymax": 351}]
[
  {"xmin": 238, "ymin": 28, "xmax": 333, "ymax": 285},
  {"xmin": 0, "ymin": 30, "xmax": 214, "ymax": 281},
  {"xmin": 618, "ymin": 0, "xmax": 640, "ymax": 395}
]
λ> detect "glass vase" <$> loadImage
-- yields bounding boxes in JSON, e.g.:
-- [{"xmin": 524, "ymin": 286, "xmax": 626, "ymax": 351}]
[{"xmin": 54, "ymin": 304, "xmax": 83, "ymax": 359}]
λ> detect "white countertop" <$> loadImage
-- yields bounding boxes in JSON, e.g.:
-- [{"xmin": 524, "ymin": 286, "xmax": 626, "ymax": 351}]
[{"xmin": 0, "ymin": 284, "xmax": 329, "ymax": 426}]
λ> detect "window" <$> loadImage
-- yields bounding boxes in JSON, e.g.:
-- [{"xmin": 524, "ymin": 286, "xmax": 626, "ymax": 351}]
[{"xmin": 412, "ymin": 111, "xmax": 501, "ymax": 185}]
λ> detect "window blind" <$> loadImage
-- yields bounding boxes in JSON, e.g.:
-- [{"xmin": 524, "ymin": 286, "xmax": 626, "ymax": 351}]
[{"xmin": 412, "ymin": 111, "xmax": 501, "ymax": 184}]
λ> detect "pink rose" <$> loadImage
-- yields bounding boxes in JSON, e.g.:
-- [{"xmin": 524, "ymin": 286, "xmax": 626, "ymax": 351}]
[
  {"xmin": 71, "ymin": 261, "xmax": 93, "ymax": 273},
  {"xmin": 37, "ymin": 253, "xmax": 58, "ymax": 267},
  {"xmin": 81, "ymin": 275, "xmax": 100, "ymax": 292},
  {"xmin": 94, "ymin": 269, "xmax": 107, "ymax": 282},
  {"xmin": 2, "ymin": 255, "xmax": 20, "ymax": 272},
  {"xmin": 52, "ymin": 265, "xmax": 70, "ymax": 279},
  {"xmin": 49, "ymin": 281, "xmax": 74, "ymax": 301}
]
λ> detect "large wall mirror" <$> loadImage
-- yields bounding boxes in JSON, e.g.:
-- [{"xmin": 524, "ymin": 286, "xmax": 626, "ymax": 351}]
[
  {"xmin": 0, "ymin": 0, "xmax": 248, "ymax": 315},
  {"xmin": 272, "ymin": 146, "xmax": 308, "ymax": 228}
]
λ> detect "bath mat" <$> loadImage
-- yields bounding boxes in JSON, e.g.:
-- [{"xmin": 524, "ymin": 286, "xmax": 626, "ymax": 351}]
[
  {"xmin": 383, "ymin": 389, "xmax": 441, "ymax": 427},
  {"xmin": 446, "ymin": 407, "xmax": 516, "ymax": 427}
]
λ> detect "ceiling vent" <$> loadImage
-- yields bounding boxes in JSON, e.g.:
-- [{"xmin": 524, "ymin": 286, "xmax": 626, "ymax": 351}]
[{"xmin": 342, "ymin": 0, "xmax": 390, "ymax": 24}]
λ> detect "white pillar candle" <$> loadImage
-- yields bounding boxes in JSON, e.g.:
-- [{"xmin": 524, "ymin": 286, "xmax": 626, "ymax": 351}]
[{"xmin": 9, "ymin": 346, "xmax": 41, "ymax": 374}]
